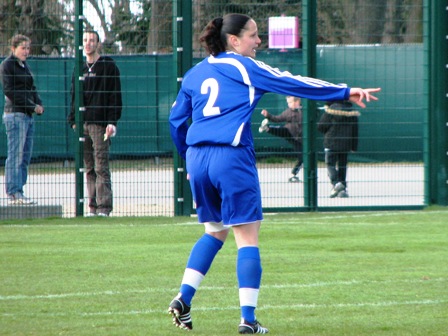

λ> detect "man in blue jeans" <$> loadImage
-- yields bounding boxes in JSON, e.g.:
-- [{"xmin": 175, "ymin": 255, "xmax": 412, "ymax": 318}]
[{"xmin": 0, "ymin": 34, "xmax": 44, "ymax": 205}]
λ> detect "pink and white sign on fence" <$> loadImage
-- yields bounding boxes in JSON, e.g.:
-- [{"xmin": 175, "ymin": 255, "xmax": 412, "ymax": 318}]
[{"xmin": 268, "ymin": 16, "xmax": 300, "ymax": 49}]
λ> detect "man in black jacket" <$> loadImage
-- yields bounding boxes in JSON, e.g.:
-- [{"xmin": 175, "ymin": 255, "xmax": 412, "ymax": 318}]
[
  {"xmin": 317, "ymin": 101, "xmax": 359, "ymax": 198},
  {"xmin": 68, "ymin": 30, "xmax": 122, "ymax": 216}
]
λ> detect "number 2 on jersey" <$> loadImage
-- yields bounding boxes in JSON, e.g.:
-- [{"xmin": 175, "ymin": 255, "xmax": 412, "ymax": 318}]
[{"xmin": 201, "ymin": 78, "xmax": 220, "ymax": 116}]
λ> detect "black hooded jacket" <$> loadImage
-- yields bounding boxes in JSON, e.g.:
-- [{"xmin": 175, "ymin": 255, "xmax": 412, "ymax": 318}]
[
  {"xmin": 68, "ymin": 56, "xmax": 122, "ymax": 127},
  {"xmin": 317, "ymin": 101, "xmax": 359, "ymax": 152},
  {"xmin": 0, "ymin": 54, "xmax": 42, "ymax": 115}
]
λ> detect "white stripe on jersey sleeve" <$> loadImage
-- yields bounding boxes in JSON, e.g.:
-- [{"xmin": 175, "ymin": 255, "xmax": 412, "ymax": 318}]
[
  {"xmin": 208, "ymin": 55, "xmax": 255, "ymax": 106},
  {"xmin": 250, "ymin": 58, "xmax": 348, "ymax": 88}
]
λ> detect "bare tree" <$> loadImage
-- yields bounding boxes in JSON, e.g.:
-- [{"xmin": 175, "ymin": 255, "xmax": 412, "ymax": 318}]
[
  {"xmin": 402, "ymin": 0, "xmax": 422, "ymax": 43},
  {"xmin": 318, "ymin": 0, "xmax": 423, "ymax": 45},
  {"xmin": 0, "ymin": 0, "xmax": 69, "ymax": 56},
  {"xmin": 148, "ymin": 0, "xmax": 172, "ymax": 54},
  {"xmin": 1, "ymin": 0, "xmax": 421, "ymax": 57},
  {"xmin": 85, "ymin": 0, "xmax": 119, "ymax": 52},
  {"xmin": 85, "ymin": 0, "xmax": 171, "ymax": 54},
  {"xmin": 381, "ymin": 0, "xmax": 423, "ymax": 43},
  {"xmin": 0, "ymin": 1, "xmax": 18, "ymax": 55}
]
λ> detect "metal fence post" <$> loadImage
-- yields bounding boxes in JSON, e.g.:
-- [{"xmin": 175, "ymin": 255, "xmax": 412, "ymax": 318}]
[
  {"xmin": 426, "ymin": 0, "xmax": 448, "ymax": 205},
  {"xmin": 172, "ymin": 0, "xmax": 193, "ymax": 216},
  {"xmin": 302, "ymin": 0, "xmax": 318, "ymax": 211},
  {"xmin": 74, "ymin": 0, "xmax": 85, "ymax": 216}
]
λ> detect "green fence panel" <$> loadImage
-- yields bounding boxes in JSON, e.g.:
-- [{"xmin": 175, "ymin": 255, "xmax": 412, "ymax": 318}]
[
  {"xmin": 316, "ymin": 44, "xmax": 424, "ymax": 162},
  {"xmin": 0, "ymin": 45, "xmax": 424, "ymax": 163}
]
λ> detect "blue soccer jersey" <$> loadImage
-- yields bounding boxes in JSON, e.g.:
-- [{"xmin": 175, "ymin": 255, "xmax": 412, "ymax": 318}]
[{"xmin": 170, "ymin": 51, "xmax": 350, "ymax": 159}]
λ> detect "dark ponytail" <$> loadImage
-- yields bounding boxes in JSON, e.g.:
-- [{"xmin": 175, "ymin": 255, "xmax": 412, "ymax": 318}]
[{"xmin": 200, "ymin": 14, "xmax": 251, "ymax": 56}]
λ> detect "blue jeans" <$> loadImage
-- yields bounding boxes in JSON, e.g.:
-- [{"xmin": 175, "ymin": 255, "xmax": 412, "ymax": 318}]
[{"xmin": 2, "ymin": 113, "xmax": 35, "ymax": 196}]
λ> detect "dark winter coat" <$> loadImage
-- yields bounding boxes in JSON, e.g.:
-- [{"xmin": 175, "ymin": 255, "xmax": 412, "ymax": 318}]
[
  {"xmin": 317, "ymin": 102, "xmax": 359, "ymax": 152},
  {"xmin": 0, "ymin": 54, "xmax": 42, "ymax": 116},
  {"xmin": 265, "ymin": 107, "xmax": 302, "ymax": 140},
  {"xmin": 69, "ymin": 56, "xmax": 122, "ymax": 127}
]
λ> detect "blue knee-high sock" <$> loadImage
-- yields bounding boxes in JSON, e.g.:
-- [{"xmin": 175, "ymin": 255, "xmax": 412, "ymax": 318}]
[
  {"xmin": 237, "ymin": 246, "xmax": 262, "ymax": 323},
  {"xmin": 179, "ymin": 233, "xmax": 223, "ymax": 306}
]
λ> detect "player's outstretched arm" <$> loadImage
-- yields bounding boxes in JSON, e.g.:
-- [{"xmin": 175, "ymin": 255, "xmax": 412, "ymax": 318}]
[{"xmin": 349, "ymin": 88, "xmax": 381, "ymax": 108}]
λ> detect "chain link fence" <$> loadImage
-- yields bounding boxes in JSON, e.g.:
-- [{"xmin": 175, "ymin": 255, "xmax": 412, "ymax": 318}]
[{"xmin": 0, "ymin": 0, "xmax": 431, "ymax": 218}]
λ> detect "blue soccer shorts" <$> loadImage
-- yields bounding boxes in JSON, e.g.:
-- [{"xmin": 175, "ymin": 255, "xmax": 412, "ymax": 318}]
[{"xmin": 186, "ymin": 145, "xmax": 263, "ymax": 226}]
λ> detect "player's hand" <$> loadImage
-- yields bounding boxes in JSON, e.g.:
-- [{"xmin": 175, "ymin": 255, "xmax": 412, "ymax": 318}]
[
  {"xmin": 349, "ymin": 88, "xmax": 381, "ymax": 108},
  {"xmin": 261, "ymin": 109, "xmax": 268, "ymax": 117}
]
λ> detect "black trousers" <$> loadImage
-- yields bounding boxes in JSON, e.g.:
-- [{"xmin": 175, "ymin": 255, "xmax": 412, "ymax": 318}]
[
  {"xmin": 324, "ymin": 148, "xmax": 348, "ymax": 187},
  {"xmin": 268, "ymin": 126, "xmax": 303, "ymax": 175}
]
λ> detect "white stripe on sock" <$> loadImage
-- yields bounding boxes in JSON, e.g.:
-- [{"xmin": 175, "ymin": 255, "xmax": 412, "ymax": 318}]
[
  {"xmin": 181, "ymin": 268, "xmax": 205, "ymax": 290},
  {"xmin": 239, "ymin": 288, "xmax": 259, "ymax": 307}
]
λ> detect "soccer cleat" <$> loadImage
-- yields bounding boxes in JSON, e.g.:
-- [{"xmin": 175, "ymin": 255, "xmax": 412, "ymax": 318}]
[
  {"xmin": 238, "ymin": 319, "xmax": 269, "ymax": 334},
  {"xmin": 258, "ymin": 119, "xmax": 269, "ymax": 133},
  {"xmin": 168, "ymin": 295, "xmax": 193, "ymax": 330},
  {"xmin": 330, "ymin": 182, "xmax": 345, "ymax": 198},
  {"xmin": 97, "ymin": 212, "xmax": 109, "ymax": 217},
  {"xmin": 288, "ymin": 176, "xmax": 300, "ymax": 183}
]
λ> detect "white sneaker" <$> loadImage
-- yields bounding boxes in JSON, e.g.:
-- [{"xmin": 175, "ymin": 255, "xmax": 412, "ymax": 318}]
[
  {"xmin": 97, "ymin": 212, "xmax": 109, "ymax": 217},
  {"xmin": 288, "ymin": 176, "xmax": 301, "ymax": 183},
  {"xmin": 338, "ymin": 190, "xmax": 349, "ymax": 198},
  {"xmin": 330, "ymin": 182, "xmax": 345, "ymax": 198},
  {"xmin": 258, "ymin": 119, "xmax": 269, "ymax": 133},
  {"xmin": 11, "ymin": 193, "xmax": 37, "ymax": 205},
  {"xmin": 8, "ymin": 195, "xmax": 18, "ymax": 204}
]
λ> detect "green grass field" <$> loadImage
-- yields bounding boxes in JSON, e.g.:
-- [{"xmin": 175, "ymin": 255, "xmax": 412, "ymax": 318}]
[{"xmin": 1, "ymin": 207, "xmax": 447, "ymax": 335}]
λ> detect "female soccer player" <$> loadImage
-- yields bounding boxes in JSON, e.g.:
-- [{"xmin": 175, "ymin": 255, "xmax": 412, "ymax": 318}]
[{"xmin": 168, "ymin": 13, "xmax": 380, "ymax": 334}]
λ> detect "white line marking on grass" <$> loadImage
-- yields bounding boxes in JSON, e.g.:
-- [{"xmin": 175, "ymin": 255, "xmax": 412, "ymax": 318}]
[
  {"xmin": 2, "ymin": 210, "xmax": 447, "ymax": 229},
  {"xmin": 81, "ymin": 298, "xmax": 447, "ymax": 315},
  {"xmin": 3, "ymin": 211, "xmax": 448, "ymax": 230},
  {"xmin": 0, "ymin": 221, "xmax": 200, "ymax": 229},
  {"xmin": 1, "ymin": 278, "xmax": 446, "ymax": 301},
  {"xmin": 259, "ymin": 299, "xmax": 447, "ymax": 311},
  {"xmin": 2, "ymin": 299, "xmax": 445, "ymax": 318},
  {"xmin": 267, "ymin": 210, "xmax": 448, "ymax": 223}
]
